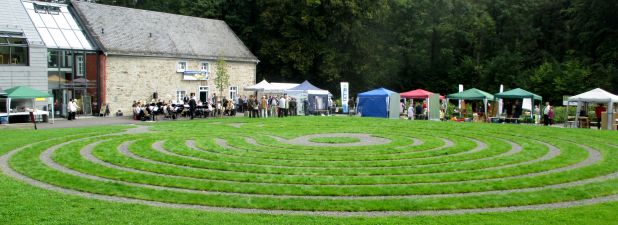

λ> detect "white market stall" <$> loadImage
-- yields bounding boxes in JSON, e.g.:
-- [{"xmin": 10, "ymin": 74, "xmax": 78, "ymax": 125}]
[
  {"xmin": 285, "ymin": 80, "xmax": 331, "ymax": 115},
  {"xmin": 568, "ymin": 88, "xmax": 618, "ymax": 130},
  {"xmin": 1, "ymin": 86, "xmax": 53, "ymax": 124}
]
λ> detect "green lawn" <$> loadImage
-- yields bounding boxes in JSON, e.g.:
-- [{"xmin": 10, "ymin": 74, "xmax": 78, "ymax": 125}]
[{"xmin": 1, "ymin": 117, "xmax": 617, "ymax": 224}]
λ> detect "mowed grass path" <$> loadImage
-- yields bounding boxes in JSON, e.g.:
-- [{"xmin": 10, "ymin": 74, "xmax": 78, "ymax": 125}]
[{"xmin": 1, "ymin": 117, "xmax": 617, "ymax": 224}]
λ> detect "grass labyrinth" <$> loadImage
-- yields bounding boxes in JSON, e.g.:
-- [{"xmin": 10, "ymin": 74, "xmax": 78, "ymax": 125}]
[
  {"xmin": 309, "ymin": 137, "xmax": 361, "ymax": 144},
  {"xmin": 2, "ymin": 117, "xmax": 618, "ymax": 220}
]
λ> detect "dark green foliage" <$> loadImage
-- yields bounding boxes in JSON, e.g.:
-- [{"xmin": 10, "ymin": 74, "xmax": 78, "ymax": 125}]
[{"xmin": 92, "ymin": 0, "xmax": 618, "ymax": 104}]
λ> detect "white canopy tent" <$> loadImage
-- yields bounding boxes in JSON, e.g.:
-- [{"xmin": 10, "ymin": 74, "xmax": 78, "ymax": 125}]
[
  {"xmin": 243, "ymin": 80, "xmax": 299, "ymax": 96},
  {"xmin": 268, "ymin": 83, "xmax": 299, "ymax": 94},
  {"xmin": 567, "ymin": 88, "xmax": 618, "ymax": 129},
  {"xmin": 243, "ymin": 79, "xmax": 271, "ymax": 92}
]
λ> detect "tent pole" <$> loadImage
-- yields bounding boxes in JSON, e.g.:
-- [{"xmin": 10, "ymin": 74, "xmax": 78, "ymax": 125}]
[
  {"xmin": 484, "ymin": 98, "xmax": 488, "ymax": 122},
  {"xmin": 607, "ymin": 102, "xmax": 614, "ymax": 130},
  {"xmin": 573, "ymin": 100, "xmax": 582, "ymax": 127},
  {"xmin": 6, "ymin": 98, "xmax": 10, "ymax": 124},
  {"xmin": 565, "ymin": 102, "xmax": 569, "ymax": 128},
  {"xmin": 51, "ymin": 96, "xmax": 55, "ymax": 124}
]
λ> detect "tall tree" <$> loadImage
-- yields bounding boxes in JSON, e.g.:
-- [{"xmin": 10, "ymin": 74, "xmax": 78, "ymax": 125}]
[{"xmin": 94, "ymin": 0, "xmax": 618, "ymax": 101}]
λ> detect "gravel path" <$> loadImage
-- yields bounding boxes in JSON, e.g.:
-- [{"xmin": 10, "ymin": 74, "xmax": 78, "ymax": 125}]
[
  {"xmin": 270, "ymin": 133, "xmax": 392, "ymax": 147},
  {"xmin": 123, "ymin": 125, "xmax": 152, "ymax": 134},
  {"xmin": 242, "ymin": 136, "xmax": 455, "ymax": 156},
  {"xmin": 0, "ymin": 130, "xmax": 616, "ymax": 217}
]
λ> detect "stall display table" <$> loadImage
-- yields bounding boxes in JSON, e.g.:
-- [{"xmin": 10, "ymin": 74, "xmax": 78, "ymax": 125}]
[
  {"xmin": 578, "ymin": 117, "xmax": 590, "ymax": 128},
  {"xmin": 0, "ymin": 110, "xmax": 49, "ymax": 123}
]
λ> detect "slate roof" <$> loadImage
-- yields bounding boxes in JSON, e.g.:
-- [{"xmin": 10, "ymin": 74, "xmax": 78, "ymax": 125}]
[{"xmin": 71, "ymin": 1, "xmax": 258, "ymax": 62}]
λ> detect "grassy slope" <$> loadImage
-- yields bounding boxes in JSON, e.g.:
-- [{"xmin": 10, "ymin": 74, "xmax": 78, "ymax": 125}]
[{"xmin": 0, "ymin": 119, "xmax": 617, "ymax": 224}]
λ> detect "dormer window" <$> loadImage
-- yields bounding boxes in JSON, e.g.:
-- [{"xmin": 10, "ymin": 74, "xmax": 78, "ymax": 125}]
[
  {"xmin": 176, "ymin": 61, "xmax": 187, "ymax": 72},
  {"xmin": 34, "ymin": 3, "xmax": 60, "ymax": 15}
]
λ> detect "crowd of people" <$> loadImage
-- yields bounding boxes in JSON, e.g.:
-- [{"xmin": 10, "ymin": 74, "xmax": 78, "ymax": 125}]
[
  {"xmin": 127, "ymin": 93, "xmax": 609, "ymax": 129},
  {"xmin": 237, "ymin": 94, "xmax": 299, "ymax": 118},
  {"xmin": 130, "ymin": 93, "xmax": 306, "ymax": 121}
]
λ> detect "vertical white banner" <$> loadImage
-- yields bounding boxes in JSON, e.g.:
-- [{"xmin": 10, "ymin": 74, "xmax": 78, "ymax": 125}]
[
  {"xmin": 341, "ymin": 82, "xmax": 349, "ymax": 113},
  {"xmin": 522, "ymin": 98, "xmax": 532, "ymax": 111},
  {"xmin": 458, "ymin": 84, "xmax": 463, "ymax": 109}
]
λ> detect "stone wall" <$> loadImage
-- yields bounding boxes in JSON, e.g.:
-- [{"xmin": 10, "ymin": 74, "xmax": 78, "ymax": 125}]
[{"xmin": 105, "ymin": 55, "xmax": 256, "ymax": 113}]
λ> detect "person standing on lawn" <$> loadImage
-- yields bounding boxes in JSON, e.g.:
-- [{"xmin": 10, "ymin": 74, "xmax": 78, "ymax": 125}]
[
  {"xmin": 188, "ymin": 93, "xmax": 197, "ymax": 119},
  {"xmin": 543, "ymin": 102, "xmax": 551, "ymax": 126},
  {"xmin": 279, "ymin": 95, "xmax": 287, "ymax": 117},
  {"xmin": 595, "ymin": 104, "xmax": 606, "ymax": 129},
  {"xmin": 67, "ymin": 99, "xmax": 79, "ymax": 120},
  {"xmin": 260, "ymin": 95, "xmax": 268, "ymax": 118}
]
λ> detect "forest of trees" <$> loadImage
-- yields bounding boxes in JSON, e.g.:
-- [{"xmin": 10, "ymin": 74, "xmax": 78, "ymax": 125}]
[{"xmin": 96, "ymin": 0, "xmax": 618, "ymax": 104}]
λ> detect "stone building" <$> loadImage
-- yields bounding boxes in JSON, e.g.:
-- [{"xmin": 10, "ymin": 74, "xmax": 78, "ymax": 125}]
[
  {"xmin": 72, "ymin": 1, "xmax": 258, "ymax": 113},
  {"xmin": 1, "ymin": 0, "xmax": 257, "ymax": 118}
]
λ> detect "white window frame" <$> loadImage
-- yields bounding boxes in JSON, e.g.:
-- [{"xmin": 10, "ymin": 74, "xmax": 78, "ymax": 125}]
[
  {"xmin": 76, "ymin": 54, "xmax": 84, "ymax": 77},
  {"xmin": 229, "ymin": 86, "xmax": 238, "ymax": 100},
  {"xmin": 176, "ymin": 61, "xmax": 187, "ymax": 72},
  {"xmin": 199, "ymin": 61, "xmax": 209, "ymax": 72},
  {"xmin": 176, "ymin": 90, "xmax": 186, "ymax": 103}
]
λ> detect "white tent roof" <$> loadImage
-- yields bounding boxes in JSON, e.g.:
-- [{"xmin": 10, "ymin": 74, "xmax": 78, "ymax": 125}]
[
  {"xmin": 270, "ymin": 83, "xmax": 299, "ymax": 90},
  {"xmin": 307, "ymin": 89, "xmax": 331, "ymax": 95},
  {"xmin": 244, "ymin": 80, "xmax": 306, "ymax": 93},
  {"xmin": 244, "ymin": 79, "xmax": 271, "ymax": 91},
  {"xmin": 568, "ymin": 88, "xmax": 618, "ymax": 103},
  {"xmin": 268, "ymin": 83, "xmax": 299, "ymax": 92}
]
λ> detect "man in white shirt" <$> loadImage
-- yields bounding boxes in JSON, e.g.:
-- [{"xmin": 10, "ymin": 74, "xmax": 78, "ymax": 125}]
[
  {"xmin": 67, "ymin": 99, "xmax": 79, "ymax": 120},
  {"xmin": 279, "ymin": 95, "xmax": 287, "ymax": 117}
]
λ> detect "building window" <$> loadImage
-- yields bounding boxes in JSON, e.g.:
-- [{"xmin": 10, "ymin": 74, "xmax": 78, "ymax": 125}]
[
  {"xmin": 48, "ymin": 50, "xmax": 58, "ymax": 67},
  {"xmin": 34, "ymin": 3, "xmax": 60, "ymax": 15},
  {"xmin": 200, "ymin": 62, "xmax": 209, "ymax": 72},
  {"xmin": 76, "ymin": 54, "xmax": 84, "ymax": 77},
  {"xmin": 176, "ymin": 61, "xmax": 187, "ymax": 72},
  {"xmin": 176, "ymin": 90, "xmax": 186, "ymax": 103},
  {"xmin": 229, "ymin": 86, "xmax": 238, "ymax": 100},
  {"xmin": 62, "ymin": 51, "xmax": 72, "ymax": 68},
  {"xmin": 199, "ymin": 86, "xmax": 209, "ymax": 103},
  {"xmin": 0, "ymin": 37, "xmax": 29, "ymax": 65}
]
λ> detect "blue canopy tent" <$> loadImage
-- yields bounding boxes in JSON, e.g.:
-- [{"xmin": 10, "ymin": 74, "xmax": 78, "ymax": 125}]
[
  {"xmin": 285, "ymin": 80, "xmax": 331, "ymax": 115},
  {"xmin": 357, "ymin": 88, "xmax": 400, "ymax": 118}
]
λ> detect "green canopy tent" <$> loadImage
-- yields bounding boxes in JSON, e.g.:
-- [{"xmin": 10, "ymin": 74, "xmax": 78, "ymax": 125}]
[
  {"xmin": 494, "ymin": 88, "xmax": 542, "ymax": 121},
  {"xmin": 3, "ymin": 86, "xmax": 52, "ymax": 124},
  {"xmin": 447, "ymin": 88, "xmax": 495, "ymax": 121}
]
